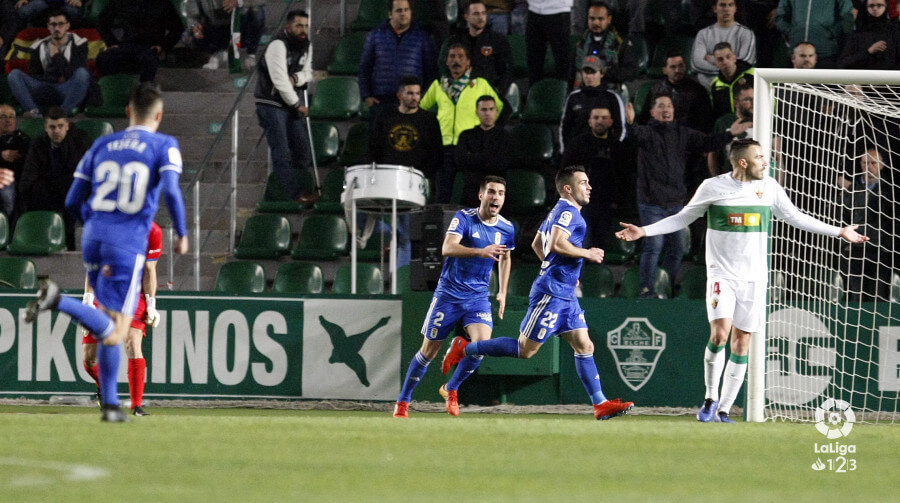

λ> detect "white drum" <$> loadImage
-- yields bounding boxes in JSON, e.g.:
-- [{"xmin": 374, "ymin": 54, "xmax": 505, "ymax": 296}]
[{"xmin": 342, "ymin": 164, "xmax": 426, "ymax": 211}]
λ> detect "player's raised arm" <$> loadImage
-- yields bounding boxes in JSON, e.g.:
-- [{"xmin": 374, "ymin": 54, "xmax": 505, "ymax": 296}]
[
  {"xmin": 616, "ymin": 221, "xmax": 646, "ymax": 242},
  {"xmin": 839, "ymin": 224, "xmax": 869, "ymax": 244},
  {"xmin": 442, "ymin": 232, "xmax": 506, "ymax": 260}
]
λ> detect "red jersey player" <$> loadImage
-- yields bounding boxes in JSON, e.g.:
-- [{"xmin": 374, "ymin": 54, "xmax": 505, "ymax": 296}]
[{"xmin": 82, "ymin": 222, "xmax": 163, "ymax": 416}]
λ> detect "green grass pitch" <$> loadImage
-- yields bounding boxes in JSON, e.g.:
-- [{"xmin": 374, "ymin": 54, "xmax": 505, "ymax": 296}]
[{"xmin": 0, "ymin": 405, "xmax": 896, "ymax": 502}]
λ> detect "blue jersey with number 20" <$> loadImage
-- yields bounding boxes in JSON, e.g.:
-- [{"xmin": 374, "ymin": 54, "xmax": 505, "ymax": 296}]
[{"xmin": 72, "ymin": 126, "xmax": 184, "ymax": 255}]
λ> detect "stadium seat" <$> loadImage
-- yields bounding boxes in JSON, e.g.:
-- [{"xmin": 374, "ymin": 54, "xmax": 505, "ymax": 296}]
[
  {"xmin": 74, "ymin": 119, "xmax": 114, "ymax": 140},
  {"xmin": 678, "ymin": 267, "xmax": 706, "ymax": 299},
  {"xmin": 631, "ymin": 80, "xmax": 654, "ymax": 118},
  {"xmin": 508, "ymin": 123, "xmax": 554, "ymax": 168},
  {"xmin": 272, "ymin": 262, "xmax": 324, "ymax": 294},
  {"xmin": 648, "ymin": 36, "xmax": 695, "ymax": 78},
  {"xmin": 338, "ymin": 122, "xmax": 369, "ymax": 167},
  {"xmin": 508, "ymin": 263, "xmax": 541, "ymax": 297},
  {"xmin": 310, "ymin": 121, "xmax": 340, "ymax": 167},
  {"xmin": 351, "ymin": 0, "xmax": 388, "ymax": 32},
  {"xmin": 233, "ymin": 214, "xmax": 292, "ymax": 259},
  {"xmin": 603, "ymin": 228, "xmax": 637, "ymax": 264},
  {"xmin": 520, "ymin": 79, "xmax": 567, "ymax": 124},
  {"xmin": 85, "ymin": 74, "xmax": 139, "ymax": 117},
  {"xmin": 214, "ymin": 261, "xmax": 267, "ymax": 294},
  {"xmin": 309, "ymin": 77, "xmax": 360, "ymax": 120},
  {"xmin": 291, "ymin": 214, "xmax": 349, "ymax": 260},
  {"xmin": 504, "ymin": 168, "xmax": 547, "ymax": 215},
  {"xmin": 0, "ymin": 257, "xmax": 36, "ymax": 289},
  {"xmin": 621, "ymin": 266, "xmax": 672, "ymax": 298},
  {"xmin": 17, "ymin": 118, "xmax": 43, "ymax": 139},
  {"xmin": 8, "ymin": 210, "xmax": 66, "ymax": 256},
  {"xmin": 332, "ymin": 262, "xmax": 384, "ymax": 294},
  {"xmin": 507, "ymin": 34, "xmax": 557, "ymax": 78},
  {"xmin": 0, "ymin": 211, "xmax": 7, "ymax": 249},
  {"xmin": 504, "ymin": 82, "xmax": 521, "ymax": 119},
  {"xmin": 84, "ymin": 0, "xmax": 110, "ymax": 25},
  {"xmin": 326, "ymin": 32, "xmax": 368, "ymax": 75},
  {"xmin": 314, "ymin": 168, "xmax": 347, "ymax": 214},
  {"xmin": 624, "ymin": 35, "xmax": 650, "ymax": 76},
  {"xmin": 256, "ymin": 171, "xmax": 317, "ymax": 213},
  {"xmin": 580, "ymin": 264, "xmax": 615, "ymax": 298}
]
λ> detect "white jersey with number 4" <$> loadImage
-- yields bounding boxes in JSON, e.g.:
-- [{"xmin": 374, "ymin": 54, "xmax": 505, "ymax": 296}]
[{"xmin": 643, "ymin": 173, "xmax": 842, "ymax": 283}]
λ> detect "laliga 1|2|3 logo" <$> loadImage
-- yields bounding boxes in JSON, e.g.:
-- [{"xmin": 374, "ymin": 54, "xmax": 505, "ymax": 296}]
[{"xmin": 810, "ymin": 398, "xmax": 857, "ymax": 473}]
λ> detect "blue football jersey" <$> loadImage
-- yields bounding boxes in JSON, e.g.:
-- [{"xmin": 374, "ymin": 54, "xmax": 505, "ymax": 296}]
[
  {"xmin": 73, "ymin": 126, "xmax": 184, "ymax": 254},
  {"xmin": 434, "ymin": 208, "xmax": 516, "ymax": 302},
  {"xmin": 532, "ymin": 198, "xmax": 586, "ymax": 300}
]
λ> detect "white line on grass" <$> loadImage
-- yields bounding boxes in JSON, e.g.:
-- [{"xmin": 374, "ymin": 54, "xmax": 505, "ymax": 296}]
[{"xmin": 0, "ymin": 457, "xmax": 109, "ymax": 487}]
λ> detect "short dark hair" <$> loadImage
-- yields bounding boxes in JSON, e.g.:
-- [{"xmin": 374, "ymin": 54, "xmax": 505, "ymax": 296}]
[
  {"xmin": 286, "ymin": 9, "xmax": 308, "ymax": 22},
  {"xmin": 729, "ymin": 138, "xmax": 761, "ymax": 168},
  {"xmin": 713, "ymin": 41, "xmax": 733, "ymax": 53},
  {"xmin": 467, "ymin": 0, "xmax": 486, "ymax": 13},
  {"xmin": 46, "ymin": 106, "xmax": 66, "ymax": 121},
  {"xmin": 665, "ymin": 49, "xmax": 683, "ymax": 61},
  {"xmin": 129, "ymin": 82, "xmax": 163, "ymax": 120},
  {"xmin": 389, "ymin": 0, "xmax": 410, "ymax": 11},
  {"xmin": 556, "ymin": 165, "xmax": 585, "ymax": 194},
  {"xmin": 447, "ymin": 42, "xmax": 469, "ymax": 59},
  {"xmin": 47, "ymin": 8, "xmax": 69, "ymax": 22},
  {"xmin": 480, "ymin": 175, "xmax": 506, "ymax": 191},
  {"xmin": 476, "ymin": 95, "xmax": 495, "ymax": 108},
  {"xmin": 733, "ymin": 82, "xmax": 753, "ymax": 98},
  {"xmin": 650, "ymin": 91, "xmax": 674, "ymax": 108},
  {"xmin": 398, "ymin": 75, "xmax": 421, "ymax": 91}
]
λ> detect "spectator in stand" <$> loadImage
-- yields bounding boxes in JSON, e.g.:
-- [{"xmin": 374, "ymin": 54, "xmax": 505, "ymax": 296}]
[
  {"xmin": 359, "ymin": 0, "xmax": 437, "ymax": 122},
  {"xmin": 638, "ymin": 50, "xmax": 714, "ymax": 132},
  {"xmin": 839, "ymin": 0, "xmax": 900, "ymax": 69},
  {"xmin": 18, "ymin": 106, "xmax": 92, "ymax": 250},
  {"xmin": 691, "ymin": 0, "xmax": 756, "ymax": 89},
  {"xmin": 7, "ymin": 10, "xmax": 90, "ymax": 118},
  {"xmin": 484, "ymin": 0, "xmax": 515, "ymax": 34},
  {"xmin": 524, "ymin": 0, "xmax": 571, "ymax": 86},
  {"xmin": 97, "ymin": 0, "xmax": 184, "ymax": 82},
  {"xmin": 440, "ymin": 0, "xmax": 514, "ymax": 98},
  {"xmin": 0, "ymin": 104, "xmax": 29, "ymax": 221},
  {"xmin": 421, "ymin": 43, "xmax": 503, "ymax": 203},
  {"xmin": 777, "ymin": 0, "xmax": 854, "ymax": 68},
  {"xmin": 709, "ymin": 42, "xmax": 754, "ymax": 118},
  {"xmin": 738, "ymin": 0, "xmax": 779, "ymax": 68},
  {"xmin": 189, "ymin": 0, "xmax": 266, "ymax": 71},
  {"xmin": 15, "ymin": 0, "xmax": 82, "ymax": 27},
  {"xmin": 453, "ymin": 94, "xmax": 512, "ymax": 206},
  {"xmin": 707, "ymin": 82, "xmax": 753, "ymax": 176},
  {"xmin": 559, "ymin": 55, "xmax": 625, "ymax": 154},
  {"xmin": 0, "ymin": 1, "xmax": 18, "ymax": 58},
  {"xmin": 791, "ymin": 40, "xmax": 818, "ymax": 68},
  {"xmin": 574, "ymin": 1, "xmax": 637, "ymax": 87},
  {"xmin": 624, "ymin": 93, "xmax": 752, "ymax": 298}
]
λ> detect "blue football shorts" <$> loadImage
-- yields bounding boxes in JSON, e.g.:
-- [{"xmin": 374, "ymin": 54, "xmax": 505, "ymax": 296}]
[
  {"xmin": 421, "ymin": 296, "xmax": 493, "ymax": 341},
  {"xmin": 520, "ymin": 291, "xmax": 587, "ymax": 343},
  {"xmin": 83, "ymin": 239, "xmax": 146, "ymax": 315}
]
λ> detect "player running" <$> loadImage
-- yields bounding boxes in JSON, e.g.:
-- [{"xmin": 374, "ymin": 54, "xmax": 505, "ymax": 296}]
[
  {"xmin": 616, "ymin": 139, "xmax": 867, "ymax": 423},
  {"xmin": 393, "ymin": 176, "xmax": 515, "ymax": 418},
  {"xmin": 25, "ymin": 83, "xmax": 188, "ymax": 422},
  {"xmin": 444, "ymin": 166, "xmax": 634, "ymax": 420}
]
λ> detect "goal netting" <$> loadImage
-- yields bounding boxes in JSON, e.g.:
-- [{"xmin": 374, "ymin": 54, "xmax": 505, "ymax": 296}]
[{"xmin": 750, "ymin": 69, "xmax": 900, "ymax": 424}]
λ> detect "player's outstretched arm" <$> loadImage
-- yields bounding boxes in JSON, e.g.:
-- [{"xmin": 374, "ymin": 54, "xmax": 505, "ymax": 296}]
[
  {"xmin": 496, "ymin": 250, "xmax": 511, "ymax": 319},
  {"xmin": 616, "ymin": 222, "xmax": 646, "ymax": 242},
  {"xmin": 839, "ymin": 224, "xmax": 869, "ymax": 244}
]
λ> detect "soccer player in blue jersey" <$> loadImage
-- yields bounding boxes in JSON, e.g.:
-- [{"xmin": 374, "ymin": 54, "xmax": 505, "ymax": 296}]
[
  {"xmin": 393, "ymin": 176, "xmax": 515, "ymax": 418},
  {"xmin": 444, "ymin": 166, "xmax": 635, "ymax": 420},
  {"xmin": 24, "ymin": 83, "xmax": 189, "ymax": 422}
]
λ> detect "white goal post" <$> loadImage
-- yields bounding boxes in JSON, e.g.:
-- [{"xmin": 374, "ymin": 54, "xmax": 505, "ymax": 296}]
[{"xmin": 750, "ymin": 69, "xmax": 900, "ymax": 424}]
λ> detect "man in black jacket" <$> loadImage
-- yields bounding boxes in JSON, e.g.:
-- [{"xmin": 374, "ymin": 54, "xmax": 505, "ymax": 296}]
[
  {"xmin": 558, "ymin": 55, "xmax": 625, "ymax": 154},
  {"xmin": 440, "ymin": 0, "xmax": 514, "ymax": 98},
  {"xmin": 453, "ymin": 94, "xmax": 511, "ymax": 207},
  {"xmin": 96, "ymin": 0, "xmax": 184, "ymax": 82},
  {"xmin": 0, "ymin": 104, "xmax": 30, "ymax": 222},
  {"xmin": 18, "ymin": 106, "xmax": 92, "ymax": 250}
]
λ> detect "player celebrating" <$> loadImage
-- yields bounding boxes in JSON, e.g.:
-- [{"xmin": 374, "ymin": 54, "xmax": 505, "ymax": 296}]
[
  {"xmin": 444, "ymin": 166, "xmax": 635, "ymax": 420},
  {"xmin": 24, "ymin": 83, "xmax": 188, "ymax": 422},
  {"xmin": 616, "ymin": 139, "xmax": 867, "ymax": 423},
  {"xmin": 82, "ymin": 222, "xmax": 163, "ymax": 416},
  {"xmin": 393, "ymin": 176, "xmax": 515, "ymax": 418}
]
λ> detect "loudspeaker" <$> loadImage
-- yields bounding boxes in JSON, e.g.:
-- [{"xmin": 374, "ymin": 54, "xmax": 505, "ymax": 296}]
[{"xmin": 408, "ymin": 205, "xmax": 461, "ymax": 291}]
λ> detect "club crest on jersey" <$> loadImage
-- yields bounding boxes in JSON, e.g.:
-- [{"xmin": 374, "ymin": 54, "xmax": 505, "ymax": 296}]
[
  {"xmin": 606, "ymin": 318, "xmax": 666, "ymax": 391},
  {"xmin": 559, "ymin": 211, "xmax": 573, "ymax": 226},
  {"xmin": 756, "ymin": 189, "xmax": 764, "ymax": 199},
  {"xmin": 495, "ymin": 232, "xmax": 501, "ymax": 245},
  {"xmin": 481, "ymin": 46, "xmax": 493, "ymax": 57}
]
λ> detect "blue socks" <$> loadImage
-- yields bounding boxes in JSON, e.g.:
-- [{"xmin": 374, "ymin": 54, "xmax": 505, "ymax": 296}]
[
  {"xmin": 57, "ymin": 296, "xmax": 115, "ymax": 340},
  {"xmin": 465, "ymin": 337, "xmax": 520, "ymax": 358},
  {"xmin": 574, "ymin": 353, "xmax": 607, "ymax": 405},
  {"xmin": 398, "ymin": 351, "xmax": 431, "ymax": 403},
  {"xmin": 97, "ymin": 343, "xmax": 121, "ymax": 406},
  {"xmin": 446, "ymin": 355, "xmax": 483, "ymax": 391}
]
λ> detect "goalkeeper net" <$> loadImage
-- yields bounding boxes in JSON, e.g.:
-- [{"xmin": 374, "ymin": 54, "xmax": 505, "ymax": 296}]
[{"xmin": 751, "ymin": 69, "xmax": 900, "ymax": 424}]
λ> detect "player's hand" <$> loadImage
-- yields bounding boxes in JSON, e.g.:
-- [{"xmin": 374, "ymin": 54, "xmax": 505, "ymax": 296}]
[
  {"xmin": 616, "ymin": 222, "xmax": 645, "ymax": 242},
  {"xmin": 144, "ymin": 295, "xmax": 160, "ymax": 328},
  {"xmin": 174, "ymin": 235, "xmax": 189, "ymax": 254},
  {"xmin": 840, "ymin": 224, "xmax": 869, "ymax": 244},
  {"xmin": 480, "ymin": 244, "xmax": 507, "ymax": 261},
  {"xmin": 496, "ymin": 291, "xmax": 506, "ymax": 320},
  {"xmin": 585, "ymin": 247, "xmax": 604, "ymax": 264}
]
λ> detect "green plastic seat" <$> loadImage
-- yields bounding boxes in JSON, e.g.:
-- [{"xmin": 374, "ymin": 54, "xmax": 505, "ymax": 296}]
[
  {"xmin": 505, "ymin": 82, "xmax": 521, "ymax": 119},
  {"xmin": 310, "ymin": 121, "xmax": 340, "ymax": 166},
  {"xmin": 580, "ymin": 264, "xmax": 615, "ymax": 298},
  {"xmin": 625, "ymin": 34, "xmax": 650, "ymax": 76},
  {"xmin": 520, "ymin": 79, "xmax": 567, "ymax": 124},
  {"xmin": 233, "ymin": 214, "xmax": 292, "ymax": 259},
  {"xmin": 621, "ymin": 266, "xmax": 672, "ymax": 299},
  {"xmin": 314, "ymin": 168, "xmax": 347, "ymax": 214},
  {"xmin": 214, "ymin": 261, "xmax": 266, "ymax": 294},
  {"xmin": 332, "ymin": 262, "xmax": 384, "ymax": 294},
  {"xmin": 256, "ymin": 171, "xmax": 316, "ymax": 213},
  {"xmin": 604, "ymin": 227, "xmax": 637, "ymax": 264},
  {"xmin": 0, "ymin": 211, "xmax": 8, "ymax": 249},
  {"xmin": 338, "ymin": 122, "xmax": 369, "ymax": 167},
  {"xmin": 8, "ymin": 211, "xmax": 66, "ymax": 256},
  {"xmin": 18, "ymin": 118, "xmax": 44, "ymax": 139},
  {"xmin": 351, "ymin": 0, "xmax": 388, "ymax": 32},
  {"xmin": 74, "ymin": 119, "xmax": 114, "ymax": 140},
  {"xmin": 678, "ymin": 267, "xmax": 707, "ymax": 299},
  {"xmin": 85, "ymin": 74, "xmax": 139, "ymax": 118},
  {"xmin": 509, "ymin": 123, "xmax": 554, "ymax": 168},
  {"xmin": 0, "ymin": 257, "xmax": 37, "ymax": 289},
  {"xmin": 309, "ymin": 77, "xmax": 360, "ymax": 120},
  {"xmin": 632, "ymin": 81, "xmax": 654, "ymax": 119},
  {"xmin": 291, "ymin": 214, "xmax": 349, "ymax": 260},
  {"xmin": 504, "ymin": 168, "xmax": 547, "ymax": 215},
  {"xmin": 327, "ymin": 32, "xmax": 368, "ymax": 75},
  {"xmin": 508, "ymin": 263, "xmax": 541, "ymax": 297},
  {"xmin": 272, "ymin": 262, "xmax": 324, "ymax": 294}
]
